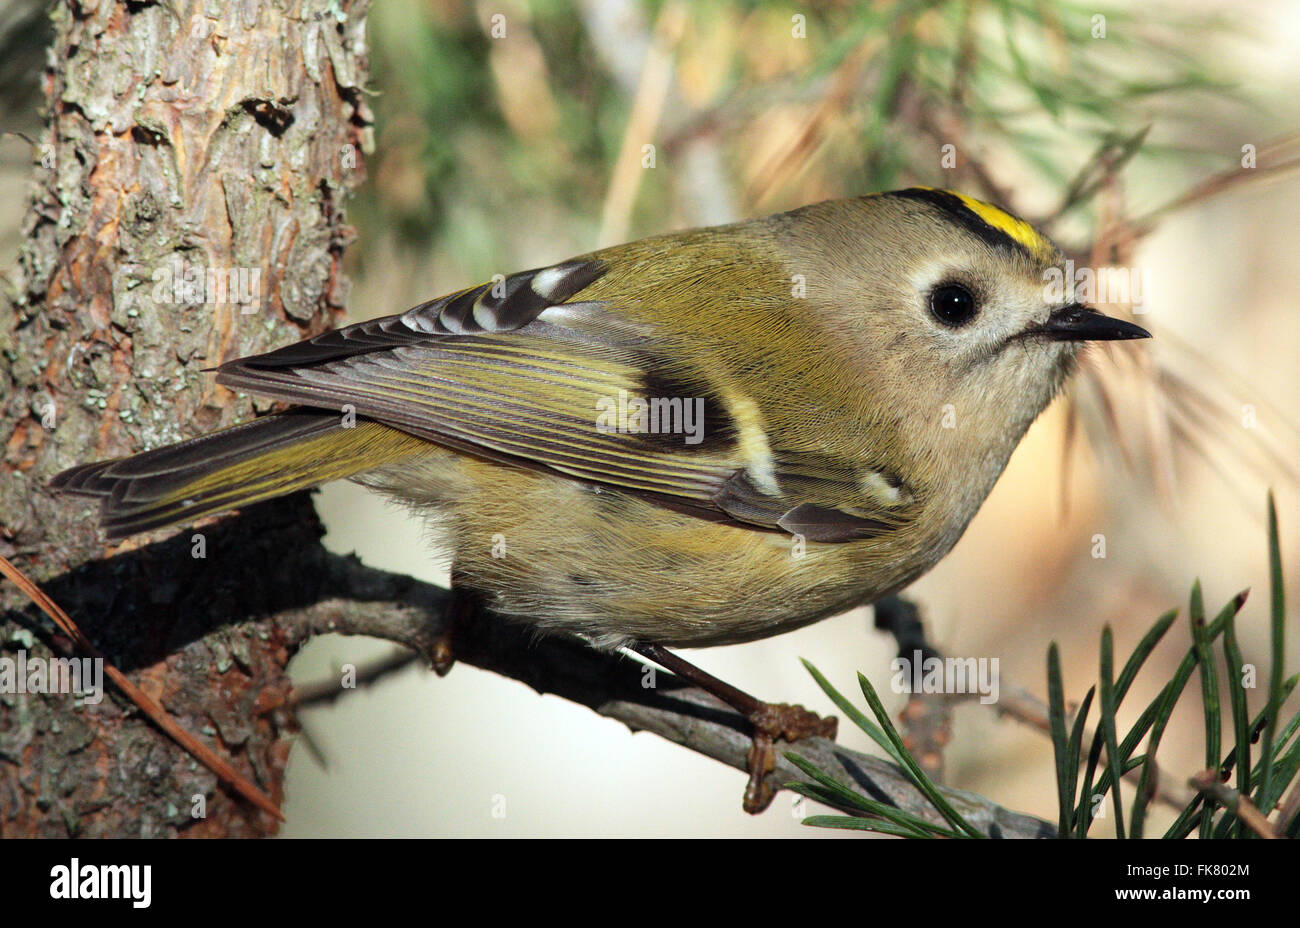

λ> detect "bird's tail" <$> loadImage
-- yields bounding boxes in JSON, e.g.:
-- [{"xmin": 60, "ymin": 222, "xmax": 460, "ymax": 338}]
[{"xmin": 51, "ymin": 410, "xmax": 430, "ymax": 540}]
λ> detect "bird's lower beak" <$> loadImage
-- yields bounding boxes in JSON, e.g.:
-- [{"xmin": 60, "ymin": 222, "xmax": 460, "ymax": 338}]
[{"xmin": 1026, "ymin": 303, "xmax": 1152, "ymax": 342}]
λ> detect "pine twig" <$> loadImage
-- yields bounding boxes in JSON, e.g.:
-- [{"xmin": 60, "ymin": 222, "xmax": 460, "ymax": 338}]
[{"xmin": 1189, "ymin": 770, "xmax": 1277, "ymax": 840}]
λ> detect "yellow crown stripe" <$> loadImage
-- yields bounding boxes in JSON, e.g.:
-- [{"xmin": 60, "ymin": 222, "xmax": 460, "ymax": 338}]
[
  {"xmin": 904, "ymin": 184, "xmax": 1055, "ymax": 258},
  {"xmin": 917, "ymin": 186, "xmax": 1056, "ymax": 261}
]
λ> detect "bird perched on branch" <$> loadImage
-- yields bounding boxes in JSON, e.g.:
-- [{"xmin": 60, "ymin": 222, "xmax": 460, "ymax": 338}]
[{"xmin": 53, "ymin": 187, "xmax": 1149, "ymax": 811}]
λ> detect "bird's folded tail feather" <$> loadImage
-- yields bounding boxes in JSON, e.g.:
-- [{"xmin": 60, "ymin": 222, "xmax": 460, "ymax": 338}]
[{"xmin": 50, "ymin": 410, "xmax": 430, "ymax": 540}]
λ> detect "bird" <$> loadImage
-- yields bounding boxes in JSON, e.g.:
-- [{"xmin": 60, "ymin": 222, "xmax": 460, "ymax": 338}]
[{"xmin": 52, "ymin": 187, "xmax": 1150, "ymax": 810}]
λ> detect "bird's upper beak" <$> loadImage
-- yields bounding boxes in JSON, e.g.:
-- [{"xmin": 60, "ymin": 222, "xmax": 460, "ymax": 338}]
[{"xmin": 1024, "ymin": 303, "xmax": 1151, "ymax": 342}]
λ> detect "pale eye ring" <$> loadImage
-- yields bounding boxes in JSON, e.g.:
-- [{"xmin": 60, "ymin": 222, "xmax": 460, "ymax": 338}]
[{"xmin": 929, "ymin": 283, "xmax": 978, "ymax": 327}]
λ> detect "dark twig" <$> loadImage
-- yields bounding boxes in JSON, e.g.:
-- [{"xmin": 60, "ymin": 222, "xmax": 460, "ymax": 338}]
[
  {"xmin": 288, "ymin": 649, "xmax": 422, "ymax": 710},
  {"xmin": 873, "ymin": 595, "xmax": 954, "ymax": 782}
]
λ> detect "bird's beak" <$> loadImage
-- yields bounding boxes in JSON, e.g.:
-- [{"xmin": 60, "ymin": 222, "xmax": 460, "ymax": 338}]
[{"xmin": 1025, "ymin": 303, "xmax": 1152, "ymax": 342}]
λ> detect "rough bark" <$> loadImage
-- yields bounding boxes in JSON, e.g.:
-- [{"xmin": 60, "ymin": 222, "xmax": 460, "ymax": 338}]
[{"xmin": 0, "ymin": 0, "xmax": 372, "ymax": 837}]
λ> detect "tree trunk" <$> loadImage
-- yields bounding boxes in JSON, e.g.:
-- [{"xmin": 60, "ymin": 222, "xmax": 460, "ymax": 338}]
[{"xmin": 0, "ymin": 0, "xmax": 372, "ymax": 837}]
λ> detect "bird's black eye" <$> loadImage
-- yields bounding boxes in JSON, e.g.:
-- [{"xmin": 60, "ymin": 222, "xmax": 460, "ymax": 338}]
[{"xmin": 930, "ymin": 283, "xmax": 978, "ymax": 327}]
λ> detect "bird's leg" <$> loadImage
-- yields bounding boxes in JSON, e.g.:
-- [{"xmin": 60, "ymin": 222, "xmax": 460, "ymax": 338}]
[
  {"xmin": 430, "ymin": 572, "xmax": 479, "ymax": 677},
  {"xmin": 632, "ymin": 642, "xmax": 838, "ymax": 814}
]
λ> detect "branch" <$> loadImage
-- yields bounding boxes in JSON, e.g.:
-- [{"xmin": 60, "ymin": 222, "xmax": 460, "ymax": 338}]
[
  {"xmin": 261, "ymin": 523, "xmax": 1053, "ymax": 839},
  {"xmin": 17, "ymin": 486, "xmax": 1054, "ymax": 836},
  {"xmin": 1189, "ymin": 770, "xmax": 1277, "ymax": 840}
]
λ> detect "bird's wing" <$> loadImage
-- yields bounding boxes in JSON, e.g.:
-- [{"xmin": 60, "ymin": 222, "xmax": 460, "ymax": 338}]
[{"xmin": 216, "ymin": 259, "xmax": 909, "ymax": 540}]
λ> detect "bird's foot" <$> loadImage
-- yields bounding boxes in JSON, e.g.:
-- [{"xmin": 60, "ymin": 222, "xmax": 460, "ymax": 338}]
[
  {"xmin": 632, "ymin": 642, "xmax": 838, "ymax": 814},
  {"xmin": 743, "ymin": 702, "xmax": 839, "ymax": 813},
  {"xmin": 431, "ymin": 583, "xmax": 478, "ymax": 676}
]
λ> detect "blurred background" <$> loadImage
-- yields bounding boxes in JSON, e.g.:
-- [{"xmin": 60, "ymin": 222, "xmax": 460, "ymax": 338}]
[{"xmin": 2, "ymin": 0, "xmax": 1298, "ymax": 836}]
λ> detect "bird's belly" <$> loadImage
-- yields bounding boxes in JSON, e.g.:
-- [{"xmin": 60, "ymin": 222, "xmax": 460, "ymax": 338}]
[{"xmin": 435, "ymin": 468, "xmax": 926, "ymax": 649}]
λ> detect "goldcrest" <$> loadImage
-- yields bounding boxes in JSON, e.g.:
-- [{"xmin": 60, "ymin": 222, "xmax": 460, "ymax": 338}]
[{"xmin": 53, "ymin": 188, "xmax": 1149, "ymax": 649}]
